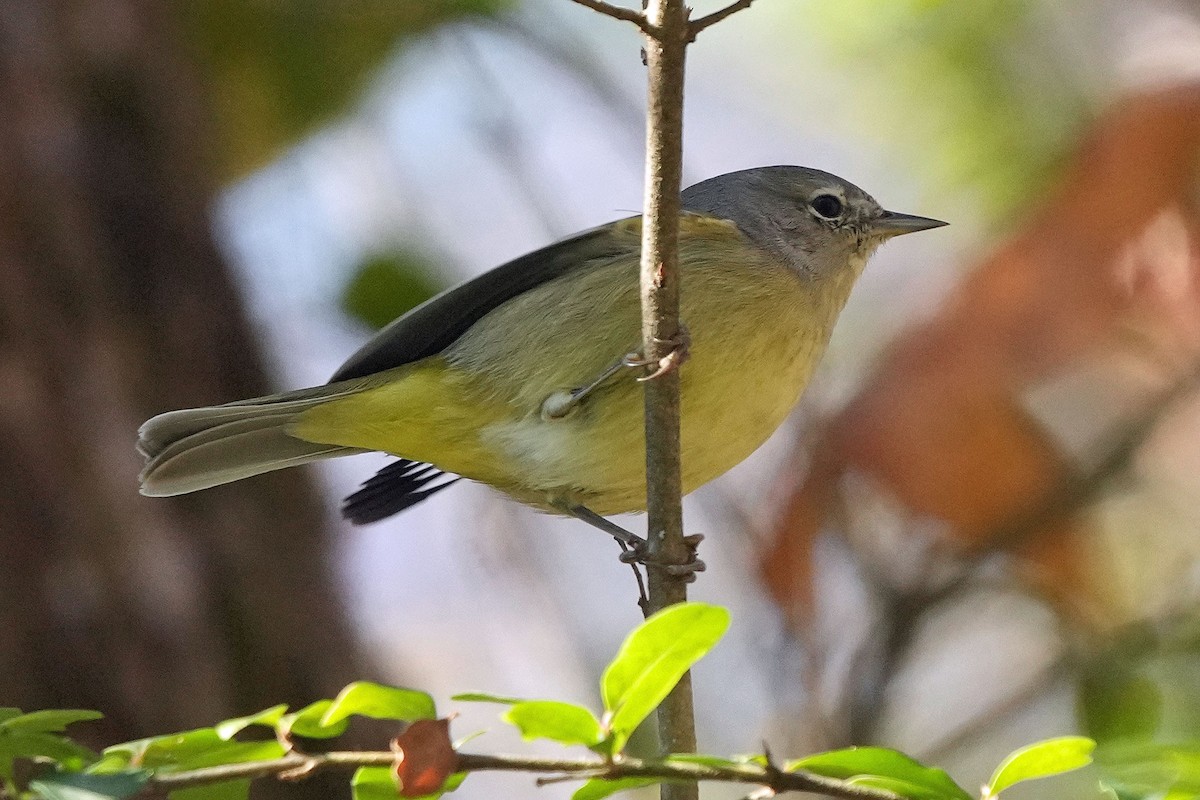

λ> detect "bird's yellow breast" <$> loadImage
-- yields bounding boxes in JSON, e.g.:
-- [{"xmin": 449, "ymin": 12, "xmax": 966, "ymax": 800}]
[{"xmin": 293, "ymin": 218, "xmax": 847, "ymax": 515}]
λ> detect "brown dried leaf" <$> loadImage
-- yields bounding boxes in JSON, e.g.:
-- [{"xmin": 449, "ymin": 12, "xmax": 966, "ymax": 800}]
[{"xmin": 392, "ymin": 718, "xmax": 457, "ymax": 798}]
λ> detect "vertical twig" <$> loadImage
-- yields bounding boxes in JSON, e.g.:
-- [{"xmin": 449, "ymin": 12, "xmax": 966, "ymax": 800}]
[
  {"xmin": 566, "ymin": 2, "xmax": 756, "ymax": 797},
  {"xmin": 637, "ymin": 2, "xmax": 695, "ymax": 799}
]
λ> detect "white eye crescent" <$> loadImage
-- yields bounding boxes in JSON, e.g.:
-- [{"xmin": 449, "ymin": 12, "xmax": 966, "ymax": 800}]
[{"xmin": 810, "ymin": 194, "xmax": 844, "ymax": 219}]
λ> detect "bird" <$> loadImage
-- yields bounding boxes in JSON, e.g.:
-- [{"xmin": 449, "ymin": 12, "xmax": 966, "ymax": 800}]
[{"xmin": 138, "ymin": 165, "xmax": 944, "ymax": 546}]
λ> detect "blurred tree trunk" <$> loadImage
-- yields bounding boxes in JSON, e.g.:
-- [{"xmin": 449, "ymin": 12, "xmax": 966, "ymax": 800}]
[{"xmin": 0, "ymin": 0, "xmax": 364, "ymax": 748}]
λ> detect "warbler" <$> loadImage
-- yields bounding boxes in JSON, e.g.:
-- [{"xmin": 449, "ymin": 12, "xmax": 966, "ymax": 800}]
[{"xmin": 138, "ymin": 166, "xmax": 944, "ymax": 538}]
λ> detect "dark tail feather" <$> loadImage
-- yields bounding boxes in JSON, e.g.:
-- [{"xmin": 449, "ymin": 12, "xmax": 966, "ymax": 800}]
[{"xmin": 342, "ymin": 459, "xmax": 458, "ymax": 524}]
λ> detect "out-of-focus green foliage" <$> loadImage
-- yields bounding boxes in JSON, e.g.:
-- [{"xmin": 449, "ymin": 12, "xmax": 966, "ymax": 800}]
[
  {"xmin": 342, "ymin": 252, "xmax": 443, "ymax": 331},
  {"xmin": 806, "ymin": 0, "xmax": 1091, "ymax": 220},
  {"xmin": 1081, "ymin": 614, "xmax": 1200, "ymax": 799},
  {"xmin": 177, "ymin": 0, "xmax": 513, "ymax": 176}
]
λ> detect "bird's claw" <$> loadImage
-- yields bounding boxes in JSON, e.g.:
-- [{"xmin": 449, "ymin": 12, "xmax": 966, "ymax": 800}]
[
  {"xmin": 617, "ymin": 532, "xmax": 706, "ymax": 582},
  {"xmin": 623, "ymin": 324, "xmax": 691, "ymax": 382}
]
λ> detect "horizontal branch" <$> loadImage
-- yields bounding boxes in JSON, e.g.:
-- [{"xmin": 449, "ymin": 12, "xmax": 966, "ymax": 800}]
[
  {"xmin": 688, "ymin": 0, "xmax": 755, "ymax": 40},
  {"xmin": 145, "ymin": 749, "xmax": 905, "ymax": 800},
  {"xmin": 566, "ymin": 0, "xmax": 656, "ymax": 36}
]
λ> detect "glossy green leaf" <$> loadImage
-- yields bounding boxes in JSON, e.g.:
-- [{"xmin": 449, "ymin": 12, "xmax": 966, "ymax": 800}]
[
  {"xmin": 601, "ymin": 603, "xmax": 729, "ymax": 752},
  {"xmin": 104, "ymin": 729, "xmax": 226, "ymax": 769},
  {"xmin": 85, "ymin": 754, "xmax": 136, "ymax": 775},
  {"xmin": 986, "ymin": 736, "xmax": 1095, "ymax": 797},
  {"xmin": 572, "ymin": 777, "xmax": 661, "ymax": 800},
  {"xmin": 411, "ymin": 772, "xmax": 466, "ymax": 800},
  {"xmin": 112, "ymin": 733, "xmax": 207, "ymax": 769},
  {"xmin": 353, "ymin": 766, "xmax": 465, "ymax": 800},
  {"xmin": 351, "ymin": 766, "xmax": 396, "ymax": 800},
  {"xmin": 502, "ymin": 702, "xmax": 603, "ymax": 748},
  {"xmin": 343, "ymin": 253, "xmax": 443, "ymax": 331},
  {"xmin": 277, "ymin": 700, "xmax": 349, "ymax": 740},
  {"xmin": 30, "ymin": 769, "xmax": 148, "ymax": 800},
  {"xmin": 322, "ymin": 682, "xmax": 436, "ymax": 727},
  {"xmin": 174, "ymin": 740, "xmax": 285, "ymax": 771},
  {"xmin": 789, "ymin": 747, "xmax": 971, "ymax": 800},
  {"xmin": 2, "ymin": 711, "xmax": 103, "ymax": 735},
  {"xmin": 0, "ymin": 732, "xmax": 96, "ymax": 778},
  {"xmin": 450, "ymin": 693, "xmax": 525, "ymax": 705},
  {"xmin": 103, "ymin": 729, "xmax": 281, "ymax": 772},
  {"xmin": 168, "ymin": 780, "xmax": 249, "ymax": 800},
  {"xmin": 214, "ymin": 705, "xmax": 288, "ymax": 740}
]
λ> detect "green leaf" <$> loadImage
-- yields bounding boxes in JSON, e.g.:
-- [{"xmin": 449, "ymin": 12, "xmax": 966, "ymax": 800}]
[
  {"xmin": 174, "ymin": 740, "xmax": 284, "ymax": 771},
  {"xmin": 322, "ymin": 682, "xmax": 436, "ymax": 727},
  {"xmin": 168, "ymin": 780, "xmax": 249, "ymax": 800},
  {"xmin": 85, "ymin": 754, "xmax": 136, "ymax": 775},
  {"xmin": 986, "ymin": 736, "xmax": 1095, "ymax": 797},
  {"xmin": 0, "ymin": 710, "xmax": 23, "ymax": 725},
  {"xmin": 450, "ymin": 693, "xmax": 525, "ymax": 705},
  {"xmin": 351, "ymin": 766, "xmax": 396, "ymax": 800},
  {"xmin": 342, "ymin": 253, "xmax": 443, "ymax": 331},
  {"xmin": 214, "ymin": 705, "xmax": 288, "ymax": 740},
  {"xmin": 2, "ymin": 711, "xmax": 104, "ymax": 735},
  {"xmin": 277, "ymin": 701, "xmax": 349, "ymax": 740},
  {"xmin": 502, "ymin": 702, "xmax": 603, "ymax": 748},
  {"xmin": 410, "ymin": 772, "xmax": 466, "ymax": 800},
  {"xmin": 789, "ymin": 747, "xmax": 972, "ymax": 800},
  {"xmin": 103, "ymin": 729, "xmax": 281, "ymax": 772},
  {"xmin": 0, "ymin": 732, "xmax": 97, "ymax": 777},
  {"xmin": 572, "ymin": 777, "xmax": 661, "ymax": 800},
  {"xmin": 104, "ymin": 729, "xmax": 226, "ymax": 769},
  {"xmin": 354, "ymin": 766, "xmax": 467, "ymax": 800},
  {"xmin": 29, "ymin": 769, "xmax": 148, "ymax": 800},
  {"xmin": 600, "ymin": 603, "xmax": 729, "ymax": 753}
]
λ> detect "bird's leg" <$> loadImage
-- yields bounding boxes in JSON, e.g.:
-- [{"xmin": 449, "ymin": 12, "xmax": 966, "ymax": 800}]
[
  {"xmin": 540, "ymin": 325, "xmax": 691, "ymax": 420},
  {"xmin": 541, "ymin": 354, "xmax": 632, "ymax": 420},
  {"xmin": 565, "ymin": 504, "xmax": 645, "ymax": 548},
  {"xmin": 565, "ymin": 504, "xmax": 706, "ymax": 583}
]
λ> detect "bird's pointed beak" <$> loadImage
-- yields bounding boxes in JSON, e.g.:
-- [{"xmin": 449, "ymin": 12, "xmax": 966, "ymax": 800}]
[{"xmin": 875, "ymin": 210, "xmax": 948, "ymax": 236}]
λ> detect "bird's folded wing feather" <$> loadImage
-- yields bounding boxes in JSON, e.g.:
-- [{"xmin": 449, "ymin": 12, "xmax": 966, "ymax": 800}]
[
  {"xmin": 329, "ymin": 212, "xmax": 742, "ymax": 383},
  {"xmin": 330, "ymin": 220, "xmax": 640, "ymax": 382}
]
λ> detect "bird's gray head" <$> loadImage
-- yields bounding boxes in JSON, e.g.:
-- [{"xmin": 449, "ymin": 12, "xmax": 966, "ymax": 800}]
[{"xmin": 681, "ymin": 165, "xmax": 945, "ymax": 278}]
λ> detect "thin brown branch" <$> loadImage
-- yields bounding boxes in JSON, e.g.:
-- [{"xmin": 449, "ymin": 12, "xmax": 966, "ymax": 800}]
[
  {"xmin": 566, "ymin": 0, "xmax": 656, "ymax": 35},
  {"xmin": 688, "ymin": 0, "xmax": 756, "ymax": 40},
  {"xmin": 636, "ymin": 2, "xmax": 695, "ymax": 798},
  {"xmin": 143, "ymin": 750, "xmax": 906, "ymax": 800}
]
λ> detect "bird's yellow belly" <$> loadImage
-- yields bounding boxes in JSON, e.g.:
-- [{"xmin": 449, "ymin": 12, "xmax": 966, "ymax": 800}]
[{"xmin": 477, "ymin": 268, "xmax": 822, "ymax": 515}]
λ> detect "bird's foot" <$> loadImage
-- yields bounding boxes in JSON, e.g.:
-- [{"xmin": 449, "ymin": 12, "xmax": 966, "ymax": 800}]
[
  {"xmin": 623, "ymin": 324, "xmax": 691, "ymax": 382},
  {"xmin": 618, "ymin": 533, "xmax": 706, "ymax": 582}
]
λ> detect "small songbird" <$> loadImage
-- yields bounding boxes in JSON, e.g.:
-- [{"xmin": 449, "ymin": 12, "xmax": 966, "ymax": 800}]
[{"xmin": 138, "ymin": 166, "xmax": 944, "ymax": 542}]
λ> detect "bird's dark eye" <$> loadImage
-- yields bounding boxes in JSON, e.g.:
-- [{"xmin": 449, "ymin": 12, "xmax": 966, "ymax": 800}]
[{"xmin": 810, "ymin": 194, "xmax": 843, "ymax": 219}]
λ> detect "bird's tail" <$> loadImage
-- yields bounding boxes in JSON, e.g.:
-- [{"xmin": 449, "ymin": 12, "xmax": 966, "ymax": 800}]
[{"xmin": 138, "ymin": 382, "xmax": 370, "ymax": 497}]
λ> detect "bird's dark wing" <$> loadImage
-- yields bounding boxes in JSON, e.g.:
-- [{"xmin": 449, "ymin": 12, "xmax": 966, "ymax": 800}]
[
  {"xmin": 342, "ymin": 459, "xmax": 459, "ymax": 525},
  {"xmin": 330, "ymin": 221, "xmax": 638, "ymax": 382}
]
